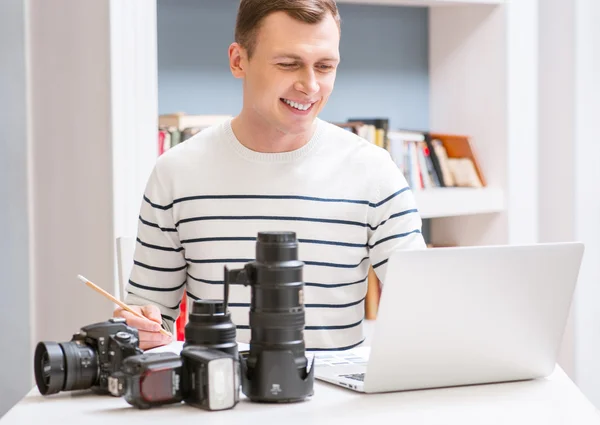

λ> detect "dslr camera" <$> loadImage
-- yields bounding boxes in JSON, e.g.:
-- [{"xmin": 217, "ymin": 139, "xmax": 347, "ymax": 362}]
[
  {"xmin": 109, "ymin": 299, "xmax": 241, "ymax": 411},
  {"xmin": 34, "ymin": 317, "xmax": 142, "ymax": 396}
]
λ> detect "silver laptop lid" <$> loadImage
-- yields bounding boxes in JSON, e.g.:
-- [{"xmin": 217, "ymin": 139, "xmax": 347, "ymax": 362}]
[{"xmin": 364, "ymin": 242, "xmax": 584, "ymax": 393}]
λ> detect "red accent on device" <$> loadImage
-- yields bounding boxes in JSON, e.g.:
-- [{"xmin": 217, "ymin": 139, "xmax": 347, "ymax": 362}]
[{"xmin": 176, "ymin": 294, "xmax": 187, "ymax": 341}]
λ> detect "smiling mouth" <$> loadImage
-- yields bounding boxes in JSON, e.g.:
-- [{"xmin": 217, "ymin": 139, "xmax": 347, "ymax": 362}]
[{"xmin": 280, "ymin": 98, "xmax": 315, "ymax": 112}]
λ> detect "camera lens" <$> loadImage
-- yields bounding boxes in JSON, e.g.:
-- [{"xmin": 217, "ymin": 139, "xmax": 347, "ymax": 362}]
[
  {"xmin": 34, "ymin": 342, "xmax": 64, "ymax": 395},
  {"xmin": 34, "ymin": 341, "xmax": 98, "ymax": 395},
  {"xmin": 247, "ymin": 231, "xmax": 307, "ymax": 372},
  {"xmin": 184, "ymin": 300, "xmax": 238, "ymax": 357}
]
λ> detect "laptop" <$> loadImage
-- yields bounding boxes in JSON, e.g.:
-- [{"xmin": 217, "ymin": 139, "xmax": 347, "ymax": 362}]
[{"xmin": 313, "ymin": 242, "xmax": 585, "ymax": 393}]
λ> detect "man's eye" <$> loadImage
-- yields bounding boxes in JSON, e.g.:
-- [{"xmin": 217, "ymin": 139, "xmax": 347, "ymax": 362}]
[
  {"xmin": 317, "ymin": 64, "xmax": 334, "ymax": 71},
  {"xmin": 278, "ymin": 63, "xmax": 297, "ymax": 68}
]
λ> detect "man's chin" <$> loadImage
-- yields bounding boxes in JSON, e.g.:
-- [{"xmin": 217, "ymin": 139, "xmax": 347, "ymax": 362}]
[{"xmin": 277, "ymin": 120, "xmax": 316, "ymax": 136}]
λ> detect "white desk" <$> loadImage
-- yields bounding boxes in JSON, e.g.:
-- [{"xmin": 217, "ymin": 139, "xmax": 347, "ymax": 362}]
[{"xmin": 2, "ymin": 365, "xmax": 599, "ymax": 424}]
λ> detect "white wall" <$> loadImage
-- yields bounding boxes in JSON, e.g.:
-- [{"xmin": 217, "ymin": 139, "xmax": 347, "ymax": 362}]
[
  {"xmin": 0, "ymin": 1, "xmax": 158, "ymax": 415},
  {"xmin": 538, "ymin": 0, "xmax": 577, "ymax": 380},
  {"xmin": 429, "ymin": 1, "xmax": 539, "ymax": 247},
  {"xmin": 27, "ymin": 0, "xmax": 117, "ymax": 343},
  {"xmin": 26, "ymin": 0, "xmax": 158, "ymax": 343},
  {"xmin": 0, "ymin": 0, "xmax": 32, "ymax": 417},
  {"xmin": 539, "ymin": 0, "xmax": 600, "ymax": 407},
  {"xmin": 573, "ymin": 0, "xmax": 600, "ymax": 408},
  {"xmin": 109, "ymin": 0, "xmax": 159, "ymax": 296}
]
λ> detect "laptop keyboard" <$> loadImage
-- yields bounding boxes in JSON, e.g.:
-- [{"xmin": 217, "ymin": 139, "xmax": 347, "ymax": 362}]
[
  {"xmin": 313, "ymin": 350, "xmax": 369, "ymax": 367},
  {"xmin": 340, "ymin": 373, "xmax": 365, "ymax": 382}
]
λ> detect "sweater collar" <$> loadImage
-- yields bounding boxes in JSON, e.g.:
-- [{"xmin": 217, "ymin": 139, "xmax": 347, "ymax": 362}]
[{"xmin": 222, "ymin": 118, "xmax": 325, "ymax": 163}]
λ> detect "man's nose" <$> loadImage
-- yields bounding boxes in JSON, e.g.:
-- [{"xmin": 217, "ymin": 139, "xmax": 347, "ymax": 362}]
[{"xmin": 294, "ymin": 69, "xmax": 319, "ymax": 96}]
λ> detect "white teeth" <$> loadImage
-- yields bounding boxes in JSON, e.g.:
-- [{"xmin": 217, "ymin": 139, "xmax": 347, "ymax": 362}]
[{"xmin": 283, "ymin": 99, "xmax": 311, "ymax": 111}]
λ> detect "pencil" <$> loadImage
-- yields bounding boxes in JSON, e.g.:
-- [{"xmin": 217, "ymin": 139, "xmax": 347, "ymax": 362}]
[{"xmin": 77, "ymin": 274, "xmax": 171, "ymax": 337}]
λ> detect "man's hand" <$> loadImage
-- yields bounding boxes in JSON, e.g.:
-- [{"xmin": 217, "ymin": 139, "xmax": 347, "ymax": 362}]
[{"xmin": 113, "ymin": 304, "xmax": 172, "ymax": 350}]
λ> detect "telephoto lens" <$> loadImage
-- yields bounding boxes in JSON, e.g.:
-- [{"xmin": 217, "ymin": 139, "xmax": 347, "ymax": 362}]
[
  {"xmin": 224, "ymin": 231, "xmax": 314, "ymax": 403},
  {"xmin": 33, "ymin": 318, "xmax": 143, "ymax": 396},
  {"xmin": 184, "ymin": 299, "xmax": 238, "ymax": 358}
]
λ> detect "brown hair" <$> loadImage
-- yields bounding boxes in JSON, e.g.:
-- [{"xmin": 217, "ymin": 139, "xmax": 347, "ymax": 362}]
[{"xmin": 235, "ymin": 0, "xmax": 341, "ymax": 58}]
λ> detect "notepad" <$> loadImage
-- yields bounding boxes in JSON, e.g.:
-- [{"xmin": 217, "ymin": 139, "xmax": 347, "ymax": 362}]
[{"xmin": 145, "ymin": 341, "xmax": 250, "ymax": 354}]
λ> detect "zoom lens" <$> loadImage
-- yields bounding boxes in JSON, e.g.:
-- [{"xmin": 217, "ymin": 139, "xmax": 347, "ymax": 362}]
[
  {"xmin": 224, "ymin": 231, "xmax": 314, "ymax": 402},
  {"xmin": 246, "ymin": 232, "xmax": 307, "ymax": 372},
  {"xmin": 184, "ymin": 299, "xmax": 238, "ymax": 357},
  {"xmin": 34, "ymin": 341, "xmax": 98, "ymax": 395}
]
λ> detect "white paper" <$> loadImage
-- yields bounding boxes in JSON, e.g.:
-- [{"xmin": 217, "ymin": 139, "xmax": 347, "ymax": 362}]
[{"xmin": 145, "ymin": 341, "xmax": 249, "ymax": 354}]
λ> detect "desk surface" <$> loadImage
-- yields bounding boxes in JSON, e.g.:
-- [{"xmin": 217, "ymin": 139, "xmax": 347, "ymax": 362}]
[{"xmin": 2, "ymin": 365, "xmax": 599, "ymax": 425}]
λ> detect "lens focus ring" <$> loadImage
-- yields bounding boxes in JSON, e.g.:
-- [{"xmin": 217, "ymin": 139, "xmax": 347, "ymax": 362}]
[{"xmin": 249, "ymin": 311, "xmax": 305, "ymax": 329}]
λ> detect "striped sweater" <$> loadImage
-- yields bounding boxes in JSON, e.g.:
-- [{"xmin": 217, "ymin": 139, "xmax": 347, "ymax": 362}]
[{"xmin": 125, "ymin": 117, "xmax": 427, "ymax": 350}]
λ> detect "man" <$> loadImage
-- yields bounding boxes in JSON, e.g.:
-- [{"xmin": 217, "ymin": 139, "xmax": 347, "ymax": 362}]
[{"xmin": 114, "ymin": 0, "xmax": 426, "ymax": 350}]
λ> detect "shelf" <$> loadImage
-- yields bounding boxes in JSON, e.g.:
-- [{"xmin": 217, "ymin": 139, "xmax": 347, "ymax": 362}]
[
  {"xmin": 337, "ymin": 0, "xmax": 504, "ymax": 7},
  {"xmin": 413, "ymin": 187, "xmax": 505, "ymax": 219}
]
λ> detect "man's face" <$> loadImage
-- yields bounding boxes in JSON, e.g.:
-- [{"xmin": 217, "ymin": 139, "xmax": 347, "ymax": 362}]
[{"xmin": 234, "ymin": 11, "xmax": 340, "ymax": 136}]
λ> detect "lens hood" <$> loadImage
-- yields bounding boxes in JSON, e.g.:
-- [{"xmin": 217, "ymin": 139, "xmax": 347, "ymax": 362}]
[{"xmin": 34, "ymin": 341, "xmax": 66, "ymax": 395}]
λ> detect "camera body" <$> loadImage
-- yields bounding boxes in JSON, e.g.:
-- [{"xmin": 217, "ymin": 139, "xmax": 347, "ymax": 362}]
[
  {"xmin": 34, "ymin": 317, "xmax": 143, "ymax": 396},
  {"xmin": 110, "ymin": 347, "xmax": 240, "ymax": 411}
]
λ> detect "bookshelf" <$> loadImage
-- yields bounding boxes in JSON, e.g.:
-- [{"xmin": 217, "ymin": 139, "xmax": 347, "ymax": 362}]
[{"xmin": 415, "ymin": 187, "xmax": 504, "ymax": 219}]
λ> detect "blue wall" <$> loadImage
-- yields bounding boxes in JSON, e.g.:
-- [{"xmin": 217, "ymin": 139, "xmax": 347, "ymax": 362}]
[
  {"xmin": 157, "ymin": 0, "xmax": 429, "ymax": 131},
  {"xmin": 0, "ymin": 0, "xmax": 31, "ymax": 417}
]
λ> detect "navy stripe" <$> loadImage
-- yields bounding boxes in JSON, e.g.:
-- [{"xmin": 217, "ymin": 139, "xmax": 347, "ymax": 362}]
[
  {"xmin": 179, "ymin": 234, "xmax": 420, "ymax": 251},
  {"xmin": 161, "ymin": 314, "xmax": 177, "ymax": 323},
  {"xmin": 300, "ymin": 238, "xmax": 366, "ymax": 248},
  {"xmin": 137, "ymin": 237, "xmax": 184, "ymax": 252},
  {"xmin": 235, "ymin": 321, "xmax": 362, "ymax": 331},
  {"xmin": 185, "ymin": 258, "xmax": 252, "ymax": 265},
  {"xmin": 305, "ymin": 276, "xmax": 367, "ymax": 288},
  {"xmin": 147, "ymin": 194, "xmax": 368, "ymax": 210},
  {"xmin": 184, "ymin": 257, "xmax": 369, "ymax": 269},
  {"xmin": 225, "ymin": 297, "xmax": 364, "ymax": 309},
  {"xmin": 128, "ymin": 279, "xmax": 186, "ymax": 292},
  {"xmin": 369, "ymin": 187, "xmax": 409, "ymax": 207},
  {"xmin": 144, "ymin": 195, "xmax": 172, "ymax": 210},
  {"xmin": 175, "ymin": 209, "xmax": 418, "ymax": 230},
  {"xmin": 134, "ymin": 260, "xmax": 187, "ymax": 272},
  {"xmin": 176, "ymin": 215, "xmax": 365, "ymax": 229},
  {"xmin": 181, "ymin": 236, "xmax": 367, "ymax": 249},
  {"xmin": 167, "ymin": 301, "xmax": 182, "ymax": 310},
  {"xmin": 307, "ymin": 338, "xmax": 366, "ymax": 352},
  {"xmin": 186, "ymin": 275, "xmax": 367, "ymax": 288},
  {"xmin": 186, "ymin": 291, "xmax": 199, "ymax": 300},
  {"xmin": 305, "ymin": 319, "xmax": 362, "ymax": 330},
  {"xmin": 181, "ymin": 236, "xmax": 256, "ymax": 244},
  {"xmin": 144, "ymin": 190, "xmax": 410, "ymax": 211},
  {"xmin": 187, "ymin": 273, "xmax": 222, "ymax": 285},
  {"xmin": 305, "ymin": 297, "xmax": 364, "ymax": 308},
  {"xmin": 372, "ymin": 258, "xmax": 388, "ymax": 269},
  {"xmin": 305, "ymin": 257, "xmax": 369, "ymax": 269},
  {"xmin": 368, "ymin": 229, "xmax": 421, "ymax": 249},
  {"xmin": 125, "ymin": 290, "xmax": 181, "ymax": 310},
  {"xmin": 139, "ymin": 216, "xmax": 177, "ymax": 232},
  {"xmin": 370, "ymin": 209, "xmax": 419, "ymax": 231},
  {"xmin": 143, "ymin": 231, "xmax": 421, "ymax": 254}
]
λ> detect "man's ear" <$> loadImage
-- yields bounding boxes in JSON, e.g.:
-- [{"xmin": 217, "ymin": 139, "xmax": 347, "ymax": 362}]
[{"xmin": 229, "ymin": 42, "xmax": 247, "ymax": 79}]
